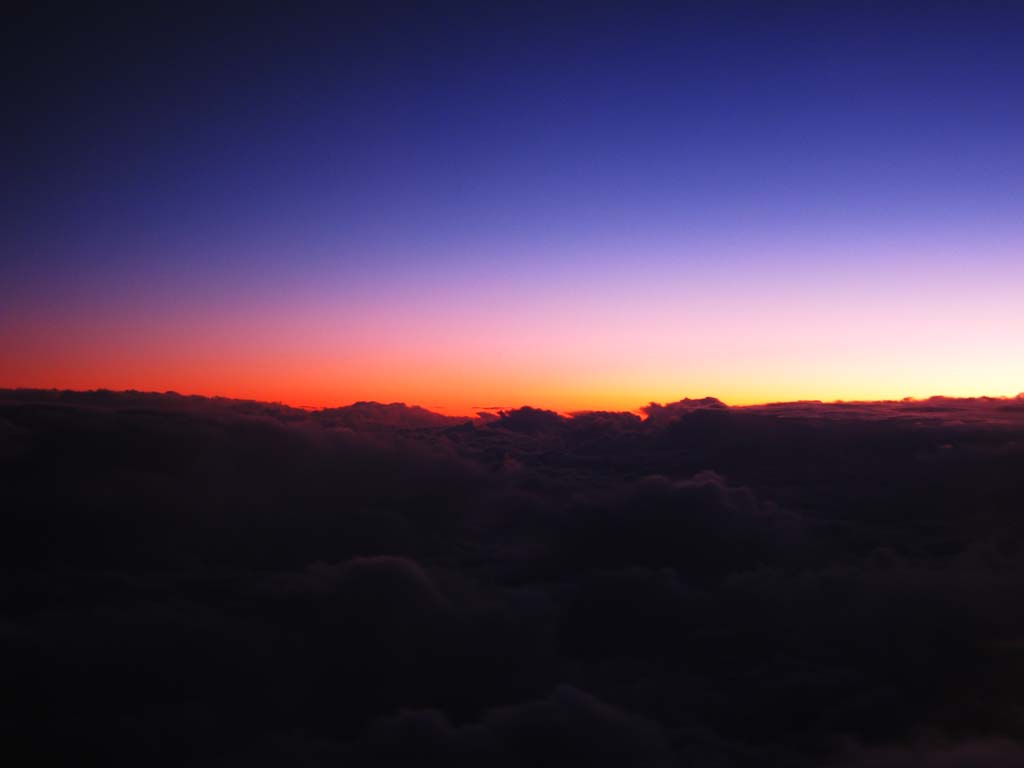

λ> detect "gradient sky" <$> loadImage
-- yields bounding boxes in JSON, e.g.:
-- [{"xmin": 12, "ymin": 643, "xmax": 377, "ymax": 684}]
[{"xmin": 3, "ymin": 3, "xmax": 1023, "ymax": 414}]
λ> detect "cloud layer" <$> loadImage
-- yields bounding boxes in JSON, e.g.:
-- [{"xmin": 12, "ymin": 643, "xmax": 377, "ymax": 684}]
[{"xmin": 2, "ymin": 389, "xmax": 1024, "ymax": 766}]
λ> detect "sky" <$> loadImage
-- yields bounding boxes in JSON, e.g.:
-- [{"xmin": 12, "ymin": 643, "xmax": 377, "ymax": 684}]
[{"xmin": 3, "ymin": 2, "xmax": 1023, "ymax": 414}]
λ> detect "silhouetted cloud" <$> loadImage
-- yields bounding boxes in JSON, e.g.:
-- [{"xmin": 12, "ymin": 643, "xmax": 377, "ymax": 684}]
[
  {"xmin": 315, "ymin": 402, "xmax": 465, "ymax": 430},
  {"xmin": 642, "ymin": 396, "xmax": 728, "ymax": 425},
  {"xmin": 495, "ymin": 406, "xmax": 567, "ymax": 434}
]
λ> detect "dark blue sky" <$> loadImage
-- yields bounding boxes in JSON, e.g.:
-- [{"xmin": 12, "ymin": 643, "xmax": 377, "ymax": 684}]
[{"xmin": 7, "ymin": 2, "xmax": 1022, "ymax": 263}]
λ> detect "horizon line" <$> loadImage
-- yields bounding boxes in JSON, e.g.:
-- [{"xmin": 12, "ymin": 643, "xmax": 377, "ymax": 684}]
[{"xmin": 3, "ymin": 386, "xmax": 1022, "ymax": 420}]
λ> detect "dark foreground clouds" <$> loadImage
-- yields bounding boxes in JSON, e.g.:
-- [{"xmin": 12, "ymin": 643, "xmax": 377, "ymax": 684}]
[{"xmin": 2, "ymin": 389, "xmax": 1024, "ymax": 766}]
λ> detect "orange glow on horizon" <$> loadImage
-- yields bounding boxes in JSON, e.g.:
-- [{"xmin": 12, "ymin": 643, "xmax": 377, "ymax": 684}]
[
  {"xmin": 3, "ymin": 245, "xmax": 1021, "ymax": 416},
  {"xmin": 2, "ymin": 364, "xmax": 1021, "ymax": 419}
]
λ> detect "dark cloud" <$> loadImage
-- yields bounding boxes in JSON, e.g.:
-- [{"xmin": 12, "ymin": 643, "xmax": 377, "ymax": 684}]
[
  {"xmin": 642, "ymin": 396, "xmax": 729, "ymax": 425},
  {"xmin": 3, "ymin": 389, "xmax": 1024, "ymax": 766},
  {"xmin": 358, "ymin": 685, "xmax": 672, "ymax": 767},
  {"xmin": 737, "ymin": 394, "xmax": 1024, "ymax": 426},
  {"xmin": 495, "ymin": 406, "xmax": 567, "ymax": 434},
  {"xmin": 315, "ymin": 402, "xmax": 465, "ymax": 430},
  {"xmin": 552, "ymin": 471, "xmax": 798, "ymax": 584},
  {"xmin": 835, "ymin": 738, "xmax": 1024, "ymax": 767}
]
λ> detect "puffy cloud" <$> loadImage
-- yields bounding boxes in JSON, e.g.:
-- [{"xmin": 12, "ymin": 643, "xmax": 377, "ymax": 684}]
[
  {"xmin": 315, "ymin": 402, "xmax": 464, "ymax": 430},
  {"xmin": 642, "ymin": 396, "xmax": 728, "ymax": 426},
  {"xmin": 495, "ymin": 406, "xmax": 567, "ymax": 434}
]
